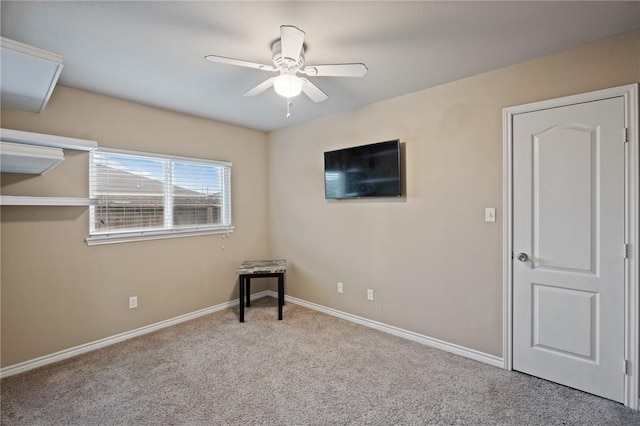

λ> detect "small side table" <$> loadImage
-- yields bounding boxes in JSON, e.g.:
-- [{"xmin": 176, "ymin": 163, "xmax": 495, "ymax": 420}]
[{"xmin": 236, "ymin": 260, "xmax": 286, "ymax": 322}]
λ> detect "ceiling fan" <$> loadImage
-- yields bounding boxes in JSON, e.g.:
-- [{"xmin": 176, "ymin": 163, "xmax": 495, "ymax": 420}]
[{"xmin": 205, "ymin": 25, "xmax": 367, "ymax": 116}]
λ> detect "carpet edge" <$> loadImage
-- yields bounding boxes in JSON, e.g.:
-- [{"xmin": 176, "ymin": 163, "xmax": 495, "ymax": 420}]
[
  {"xmin": 1, "ymin": 289, "xmax": 504, "ymax": 378},
  {"xmin": 0, "ymin": 290, "xmax": 271, "ymax": 378},
  {"xmin": 280, "ymin": 291, "xmax": 505, "ymax": 369}
]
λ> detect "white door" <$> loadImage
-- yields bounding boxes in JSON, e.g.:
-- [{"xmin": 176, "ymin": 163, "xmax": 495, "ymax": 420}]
[{"xmin": 512, "ymin": 96, "xmax": 625, "ymax": 402}]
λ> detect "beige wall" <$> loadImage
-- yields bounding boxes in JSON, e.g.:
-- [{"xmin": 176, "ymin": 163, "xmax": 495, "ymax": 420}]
[
  {"xmin": 1, "ymin": 87, "xmax": 270, "ymax": 367},
  {"xmin": 1, "ymin": 32, "xmax": 638, "ymax": 368},
  {"xmin": 267, "ymin": 32, "xmax": 640, "ymax": 357}
]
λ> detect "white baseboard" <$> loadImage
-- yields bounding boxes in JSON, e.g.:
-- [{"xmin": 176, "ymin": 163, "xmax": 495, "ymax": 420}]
[
  {"xmin": 0, "ymin": 290, "xmax": 271, "ymax": 378},
  {"xmin": 275, "ymin": 291, "xmax": 504, "ymax": 368},
  {"xmin": 2, "ymin": 289, "xmax": 502, "ymax": 378}
]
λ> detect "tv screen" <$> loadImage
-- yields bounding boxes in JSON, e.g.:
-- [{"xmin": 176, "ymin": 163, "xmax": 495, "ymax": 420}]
[{"xmin": 324, "ymin": 140, "xmax": 401, "ymax": 199}]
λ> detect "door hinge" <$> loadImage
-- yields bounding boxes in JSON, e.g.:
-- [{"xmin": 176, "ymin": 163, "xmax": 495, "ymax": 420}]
[
  {"xmin": 624, "ymin": 359, "xmax": 632, "ymax": 375},
  {"xmin": 624, "ymin": 127, "xmax": 629, "ymax": 143},
  {"xmin": 624, "ymin": 243, "xmax": 630, "ymax": 259}
]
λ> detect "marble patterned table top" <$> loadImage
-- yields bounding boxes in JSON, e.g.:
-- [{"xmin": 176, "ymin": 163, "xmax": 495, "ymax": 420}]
[{"xmin": 236, "ymin": 259, "xmax": 286, "ymax": 275}]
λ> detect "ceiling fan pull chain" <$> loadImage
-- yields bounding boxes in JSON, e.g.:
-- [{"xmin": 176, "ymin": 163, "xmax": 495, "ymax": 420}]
[{"xmin": 286, "ymin": 97, "xmax": 292, "ymax": 118}]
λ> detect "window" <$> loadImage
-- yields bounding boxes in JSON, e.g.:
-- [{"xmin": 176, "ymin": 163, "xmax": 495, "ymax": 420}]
[{"xmin": 87, "ymin": 148, "xmax": 232, "ymax": 245}]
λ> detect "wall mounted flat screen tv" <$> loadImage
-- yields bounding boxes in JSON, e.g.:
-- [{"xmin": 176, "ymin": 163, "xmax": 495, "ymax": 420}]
[{"xmin": 324, "ymin": 139, "xmax": 401, "ymax": 199}]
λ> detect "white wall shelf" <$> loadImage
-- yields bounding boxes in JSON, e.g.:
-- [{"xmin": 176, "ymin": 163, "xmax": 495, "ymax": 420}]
[
  {"xmin": 0, "ymin": 141, "xmax": 65, "ymax": 174},
  {"xmin": 0, "ymin": 128, "xmax": 98, "ymax": 175},
  {"xmin": 0, "ymin": 128, "xmax": 98, "ymax": 151},
  {"xmin": 0, "ymin": 128, "xmax": 99, "ymax": 205},
  {"xmin": 0, "ymin": 37, "xmax": 64, "ymax": 113},
  {"xmin": 0, "ymin": 196, "xmax": 96, "ymax": 206}
]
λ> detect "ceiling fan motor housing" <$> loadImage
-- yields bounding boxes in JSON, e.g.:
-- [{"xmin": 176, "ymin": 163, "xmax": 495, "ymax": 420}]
[{"xmin": 271, "ymin": 40, "xmax": 305, "ymax": 73}]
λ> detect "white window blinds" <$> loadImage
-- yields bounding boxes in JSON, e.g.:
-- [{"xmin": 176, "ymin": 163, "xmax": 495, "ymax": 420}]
[{"xmin": 89, "ymin": 148, "xmax": 231, "ymax": 243}]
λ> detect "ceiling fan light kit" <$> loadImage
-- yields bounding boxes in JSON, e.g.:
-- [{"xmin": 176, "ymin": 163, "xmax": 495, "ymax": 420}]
[
  {"xmin": 205, "ymin": 25, "xmax": 367, "ymax": 117},
  {"xmin": 274, "ymin": 73, "xmax": 303, "ymax": 98}
]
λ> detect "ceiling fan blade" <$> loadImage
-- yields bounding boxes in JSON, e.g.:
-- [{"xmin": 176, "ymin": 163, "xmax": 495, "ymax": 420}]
[
  {"xmin": 280, "ymin": 25, "xmax": 305, "ymax": 63},
  {"xmin": 301, "ymin": 63, "xmax": 368, "ymax": 77},
  {"xmin": 244, "ymin": 77, "xmax": 277, "ymax": 97},
  {"xmin": 300, "ymin": 78, "xmax": 328, "ymax": 103},
  {"xmin": 205, "ymin": 55, "xmax": 277, "ymax": 72}
]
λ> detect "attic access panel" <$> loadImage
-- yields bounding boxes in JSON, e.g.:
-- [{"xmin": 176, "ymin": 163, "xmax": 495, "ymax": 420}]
[{"xmin": 0, "ymin": 37, "xmax": 63, "ymax": 113}]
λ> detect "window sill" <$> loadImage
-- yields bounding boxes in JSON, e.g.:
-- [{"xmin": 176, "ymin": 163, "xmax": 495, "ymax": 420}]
[{"xmin": 85, "ymin": 226, "xmax": 234, "ymax": 246}]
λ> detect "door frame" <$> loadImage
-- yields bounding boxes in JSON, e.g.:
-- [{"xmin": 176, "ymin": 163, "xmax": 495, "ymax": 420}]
[{"xmin": 502, "ymin": 84, "xmax": 639, "ymax": 409}]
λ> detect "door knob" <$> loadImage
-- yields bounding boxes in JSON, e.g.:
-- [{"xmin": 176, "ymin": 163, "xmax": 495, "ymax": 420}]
[{"xmin": 517, "ymin": 253, "xmax": 528, "ymax": 262}]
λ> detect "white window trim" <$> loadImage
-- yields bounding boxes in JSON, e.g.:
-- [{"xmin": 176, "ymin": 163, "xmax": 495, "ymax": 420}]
[
  {"xmin": 91, "ymin": 147, "xmax": 232, "ymax": 167},
  {"xmin": 85, "ymin": 226, "xmax": 235, "ymax": 246},
  {"xmin": 86, "ymin": 147, "xmax": 233, "ymax": 246}
]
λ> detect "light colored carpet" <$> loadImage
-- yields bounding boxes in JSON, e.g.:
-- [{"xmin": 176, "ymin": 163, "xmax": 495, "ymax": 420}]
[{"xmin": 2, "ymin": 297, "xmax": 639, "ymax": 425}]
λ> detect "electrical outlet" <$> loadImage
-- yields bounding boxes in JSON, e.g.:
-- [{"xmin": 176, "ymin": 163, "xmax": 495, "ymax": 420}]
[
  {"xmin": 337, "ymin": 282, "xmax": 344, "ymax": 293},
  {"xmin": 129, "ymin": 296, "xmax": 138, "ymax": 309},
  {"xmin": 367, "ymin": 289, "xmax": 374, "ymax": 301}
]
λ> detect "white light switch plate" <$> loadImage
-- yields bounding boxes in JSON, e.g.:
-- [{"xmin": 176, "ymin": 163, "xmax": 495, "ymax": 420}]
[{"xmin": 485, "ymin": 208, "xmax": 496, "ymax": 222}]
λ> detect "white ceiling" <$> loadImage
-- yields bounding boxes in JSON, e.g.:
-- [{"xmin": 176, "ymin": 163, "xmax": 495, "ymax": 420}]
[{"xmin": 1, "ymin": 1, "xmax": 638, "ymax": 132}]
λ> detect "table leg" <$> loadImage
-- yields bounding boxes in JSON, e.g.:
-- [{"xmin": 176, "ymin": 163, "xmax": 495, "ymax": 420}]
[
  {"xmin": 246, "ymin": 278, "xmax": 251, "ymax": 307},
  {"xmin": 239, "ymin": 275, "xmax": 245, "ymax": 323},
  {"xmin": 278, "ymin": 274, "xmax": 284, "ymax": 320}
]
